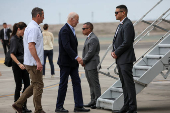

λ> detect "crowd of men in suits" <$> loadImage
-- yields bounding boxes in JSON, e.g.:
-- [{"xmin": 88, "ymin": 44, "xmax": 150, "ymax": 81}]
[{"xmin": 1, "ymin": 4, "xmax": 137, "ymax": 113}]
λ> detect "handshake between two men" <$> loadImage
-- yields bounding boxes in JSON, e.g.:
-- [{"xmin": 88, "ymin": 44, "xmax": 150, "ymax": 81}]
[{"xmin": 76, "ymin": 57, "xmax": 85, "ymax": 67}]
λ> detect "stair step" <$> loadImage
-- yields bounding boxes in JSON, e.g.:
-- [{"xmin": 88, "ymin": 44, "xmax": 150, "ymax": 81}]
[
  {"xmin": 146, "ymin": 55, "xmax": 164, "ymax": 59},
  {"xmin": 134, "ymin": 76, "xmax": 147, "ymax": 87},
  {"xmin": 134, "ymin": 66, "xmax": 151, "ymax": 70},
  {"xmin": 110, "ymin": 87, "xmax": 123, "ymax": 93},
  {"xmin": 158, "ymin": 44, "xmax": 170, "ymax": 47},
  {"xmin": 98, "ymin": 98, "xmax": 115, "ymax": 104}
]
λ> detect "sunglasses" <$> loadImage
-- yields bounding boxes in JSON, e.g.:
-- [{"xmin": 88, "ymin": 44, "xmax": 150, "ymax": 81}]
[
  {"xmin": 82, "ymin": 28, "xmax": 89, "ymax": 30},
  {"xmin": 115, "ymin": 11, "xmax": 123, "ymax": 15}
]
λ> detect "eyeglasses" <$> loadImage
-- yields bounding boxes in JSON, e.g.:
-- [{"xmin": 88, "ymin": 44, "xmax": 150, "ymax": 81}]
[
  {"xmin": 82, "ymin": 28, "xmax": 89, "ymax": 30},
  {"xmin": 115, "ymin": 11, "xmax": 123, "ymax": 15}
]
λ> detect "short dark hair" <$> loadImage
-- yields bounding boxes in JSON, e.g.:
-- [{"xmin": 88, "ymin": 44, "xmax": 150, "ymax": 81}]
[
  {"xmin": 83, "ymin": 22, "xmax": 93, "ymax": 31},
  {"xmin": 116, "ymin": 5, "xmax": 128, "ymax": 15},
  {"xmin": 31, "ymin": 7, "xmax": 43, "ymax": 18},
  {"xmin": 43, "ymin": 24, "xmax": 48, "ymax": 30},
  {"xmin": 3, "ymin": 23, "xmax": 7, "ymax": 25}
]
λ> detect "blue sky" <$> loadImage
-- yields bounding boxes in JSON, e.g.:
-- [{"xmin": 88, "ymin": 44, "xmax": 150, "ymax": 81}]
[{"xmin": 0, "ymin": 0, "xmax": 170, "ymax": 25}]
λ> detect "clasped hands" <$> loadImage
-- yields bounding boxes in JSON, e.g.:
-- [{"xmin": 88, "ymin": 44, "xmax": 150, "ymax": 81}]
[
  {"xmin": 77, "ymin": 57, "xmax": 85, "ymax": 67},
  {"xmin": 111, "ymin": 51, "xmax": 117, "ymax": 59}
]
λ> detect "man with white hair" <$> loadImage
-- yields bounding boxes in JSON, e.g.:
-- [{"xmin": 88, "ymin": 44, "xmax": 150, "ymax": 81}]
[{"xmin": 55, "ymin": 12, "xmax": 90, "ymax": 112}]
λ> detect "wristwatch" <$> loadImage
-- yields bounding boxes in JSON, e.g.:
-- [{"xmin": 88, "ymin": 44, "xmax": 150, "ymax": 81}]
[{"xmin": 17, "ymin": 63, "xmax": 21, "ymax": 65}]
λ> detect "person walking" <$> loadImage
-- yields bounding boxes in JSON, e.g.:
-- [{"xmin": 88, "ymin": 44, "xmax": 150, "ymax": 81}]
[
  {"xmin": 12, "ymin": 7, "xmax": 46, "ymax": 113},
  {"xmin": 42, "ymin": 24, "xmax": 55, "ymax": 78},
  {"xmin": 10, "ymin": 22, "xmax": 32, "ymax": 113},
  {"xmin": 0, "ymin": 23, "xmax": 12, "ymax": 55},
  {"xmin": 111, "ymin": 5, "xmax": 137, "ymax": 113}
]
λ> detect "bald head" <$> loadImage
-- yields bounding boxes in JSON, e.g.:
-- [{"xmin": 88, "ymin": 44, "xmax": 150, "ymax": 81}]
[{"xmin": 67, "ymin": 12, "xmax": 79, "ymax": 27}]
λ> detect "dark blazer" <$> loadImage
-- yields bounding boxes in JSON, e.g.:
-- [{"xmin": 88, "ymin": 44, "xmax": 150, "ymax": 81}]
[
  {"xmin": 82, "ymin": 32, "xmax": 100, "ymax": 70},
  {"xmin": 112, "ymin": 17, "xmax": 136, "ymax": 64},
  {"xmin": 0, "ymin": 28, "xmax": 12, "ymax": 41},
  {"xmin": 57, "ymin": 23, "xmax": 79, "ymax": 67}
]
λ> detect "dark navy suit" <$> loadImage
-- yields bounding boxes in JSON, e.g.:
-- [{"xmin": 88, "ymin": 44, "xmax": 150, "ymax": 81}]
[
  {"xmin": 112, "ymin": 17, "xmax": 137, "ymax": 111},
  {"xmin": 56, "ymin": 23, "xmax": 83, "ymax": 108}
]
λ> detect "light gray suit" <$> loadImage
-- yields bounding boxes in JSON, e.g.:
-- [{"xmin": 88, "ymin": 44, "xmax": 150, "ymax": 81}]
[{"xmin": 82, "ymin": 32, "xmax": 101, "ymax": 103}]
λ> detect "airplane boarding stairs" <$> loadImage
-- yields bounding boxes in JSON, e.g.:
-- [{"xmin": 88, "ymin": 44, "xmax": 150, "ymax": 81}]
[{"xmin": 96, "ymin": 34, "xmax": 170, "ymax": 110}]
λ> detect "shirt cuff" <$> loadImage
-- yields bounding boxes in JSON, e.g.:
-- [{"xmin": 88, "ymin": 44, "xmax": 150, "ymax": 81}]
[{"xmin": 75, "ymin": 56, "xmax": 78, "ymax": 60}]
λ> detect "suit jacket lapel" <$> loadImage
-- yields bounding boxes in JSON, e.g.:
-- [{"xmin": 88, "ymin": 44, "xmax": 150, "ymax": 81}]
[
  {"xmin": 66, "ymin": 23, "xmax": 75, "ymax": 37},
  {"xmin": 65, "ymin": 23, "xmax": 78, "ymax": 45},
  {"xmin": 83, "ymin": 32, "xmax": 93, "ymax": 50}
]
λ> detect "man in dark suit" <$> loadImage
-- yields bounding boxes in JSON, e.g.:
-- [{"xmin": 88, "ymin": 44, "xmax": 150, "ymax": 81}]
[
  {"xmin": 0, "ymin": 23, "xmax": 12, "ymax": 55},
  {"xmin": 81, "ymin": 22, "xmax": 101, "ymax": 109},
  {"xmin": 55, "ymin": 12, "xmax": 90, "ymax": 113},
  {"xmin": 111, "ymin": 5, "xmax": 137, "ymax": 113}
]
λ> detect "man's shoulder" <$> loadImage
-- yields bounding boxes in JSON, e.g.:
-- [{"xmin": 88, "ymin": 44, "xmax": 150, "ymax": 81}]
[
  {"xmin": 26, "ymin": 24, "xmax": 39, "ymax": 33},
  {"xmin": 123, "ymin": 18, "xmax": 133, "ymax": 25},
  {"xmin": 91, "ymin": 33, "xmax": 99, "ymax": 40},
  {"xmin": 60, "ymin": 24, "xmax": 70, "ymax": 33}
]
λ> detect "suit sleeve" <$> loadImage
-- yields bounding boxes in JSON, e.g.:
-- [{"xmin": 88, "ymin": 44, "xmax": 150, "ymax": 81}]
[
  {"xmin": 112, "ymin": 39, "xmax": 115, "ymax": 52},
  {"xmin": 9, "ymin": 28, "xmax": 12, "ymax": 33},
  {"xmin": 83, "ymin": 38, "xmax": 98, "ymax": 64},
  {"xmin": 61, "ymin": 29, "xmax": 77, "ymax": 60},
  {"xmin": 115, "ymin": 23, "xmax": 134, "ymax": 57}
]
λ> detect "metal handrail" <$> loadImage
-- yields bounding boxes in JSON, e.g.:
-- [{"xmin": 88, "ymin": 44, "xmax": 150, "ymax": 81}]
[
  {"xmin": 134, "ymin": 31, "xmax": 170, "ymax": 65},
  {"xmin": 97, "ymin": 3, "xmax": 170, "ymax": 79},
  {"xmin": 133, "ymin": 0, "xmax": 163, "ymax": 26}
]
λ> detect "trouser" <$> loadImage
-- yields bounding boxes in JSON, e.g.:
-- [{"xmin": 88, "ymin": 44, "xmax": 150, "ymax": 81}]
[
  {"xmin": 43, "ymin": 49, "xmax": 55, "ymax": 75},
  {"xmin": 117, "ymin": 63, "xmax": 137, "ymax": 111},
  {"xmin": 56, "ymin": 66, "xmax": 83, "ymax": 108},
  {"xmin": 12, "ymin": 62, "xmax": 30, "ymax": 102},
  {"xmin": 85, "ymin": 69, "xmax": 101, "ymax": 103},
  {"xmin": 15, "ymin": 66, "xmax": 44, "ymax": 113},
  {"xmin": 2, "ymin": 40, "xmax": 10, "ymax": 55}
]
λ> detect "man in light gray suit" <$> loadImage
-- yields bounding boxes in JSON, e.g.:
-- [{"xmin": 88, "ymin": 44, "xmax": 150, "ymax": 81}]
[{"xmin": 81, "ymin": 22, "xmax": 101, "ymax": 109}]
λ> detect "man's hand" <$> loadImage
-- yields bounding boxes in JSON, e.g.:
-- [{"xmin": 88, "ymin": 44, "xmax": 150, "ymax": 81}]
[
  {"xmin": 111, "ymin": 51, "xmax": 117, "ymax": 59},
  {"xmin": 77, "ymin": 57, "xmax": 83, "ymax": 65},
  {"xmin": 36, "ymin": 61, "xmax": 43, "ymax": 72},
  {"xmin": 0, "ymin": 39, "xmax": 3, "ymax": 43},
  {"xmin": 81, "ymin": 63, "xmax": 85, "ymax": 67}
]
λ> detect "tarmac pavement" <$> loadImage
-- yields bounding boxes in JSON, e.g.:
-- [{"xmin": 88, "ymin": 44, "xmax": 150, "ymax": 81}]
[{"xmin": 0, "ymin": 41, "xmax": 170, "ymax": 113}]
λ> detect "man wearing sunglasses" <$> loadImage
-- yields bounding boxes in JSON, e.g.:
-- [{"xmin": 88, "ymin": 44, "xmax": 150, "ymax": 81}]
[
  {"xmin": 81, "ymin": 22, "xmax": 101, "ymax": 109},
  {"xmin": 111, "ymin": 5, "xmax": 137, "ymax": 113}
]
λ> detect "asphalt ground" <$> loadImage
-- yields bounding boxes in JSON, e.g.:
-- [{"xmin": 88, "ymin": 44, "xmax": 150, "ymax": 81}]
[{"xmin": 0, "ymin": 36, "xmax": 170, "ymax": 113}]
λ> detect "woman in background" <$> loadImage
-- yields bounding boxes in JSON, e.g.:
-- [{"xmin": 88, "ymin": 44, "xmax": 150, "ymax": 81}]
[
  {"xmin": 42, "ymin": 24, "xmax": 55, "ymax": 78},
  {"xmin": 10, "ymin": 22, "xmax": 32, "ymax": 113}
]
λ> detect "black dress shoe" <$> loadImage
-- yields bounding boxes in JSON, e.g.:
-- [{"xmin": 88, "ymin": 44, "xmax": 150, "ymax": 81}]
[
  {"xmin": 74, "ymin": 107, "xmax": 90, "ymax": 112},
  {"xmin": 84, "ymin": 101, "xmax": 95, "ymax": 107},
  {"xmin": 55, "ymin": 107, "xmax": 69, "ymax": 112},
  {"xmin": 113, "ymin": 106, "xmax": 129, "ymax": 113},
  {"xmin": 22, "ymin": 107, "xmax": 32, "ymax": 113},
  {"xmin": 126, "ymin": 110, "xmax": 137, "ymax": 113},
  {"xmin": 90, "ymin": 105, "xmax": 96, "ymax": 109}
]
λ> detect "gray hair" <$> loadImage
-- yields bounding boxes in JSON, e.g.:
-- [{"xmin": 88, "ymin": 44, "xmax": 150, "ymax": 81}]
[{"xmin": 67, "ymin": 12, "xmax": 78, "ymax": 20}]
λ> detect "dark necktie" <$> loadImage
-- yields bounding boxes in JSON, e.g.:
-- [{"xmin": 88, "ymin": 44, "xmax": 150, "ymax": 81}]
[
  {"xmin": 114, "ymin": 24, "xmax": 121, "ymax": 38},
  {"xmin": 113, "ymin": 24, "xmax": 121, "ymax": 50}
]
